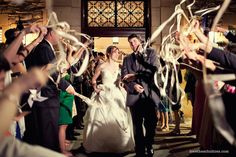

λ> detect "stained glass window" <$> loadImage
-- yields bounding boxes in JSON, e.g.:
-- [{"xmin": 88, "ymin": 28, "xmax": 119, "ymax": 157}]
[
  {"xmin": 88, "ymin": 1, "xmax": 115, "ymax": 27},
  {"xmin": 117, "ymin": 1, "xmax": 144, "ymax": 27},
  {"xmin": 87, "ymin": 0, "xmax": 145, "ymax": 27}
]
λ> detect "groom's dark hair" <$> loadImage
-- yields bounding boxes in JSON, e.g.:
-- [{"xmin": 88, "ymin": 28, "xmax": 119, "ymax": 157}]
[{"xmin": 128, "ymin": 34, "xmax": 142, "ymax": 42}]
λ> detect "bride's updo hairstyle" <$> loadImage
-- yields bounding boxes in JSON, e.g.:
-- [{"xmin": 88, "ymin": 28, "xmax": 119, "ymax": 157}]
[{"xmin": 106, "ymin": 45, "xmax": 118, "ymax": 59}]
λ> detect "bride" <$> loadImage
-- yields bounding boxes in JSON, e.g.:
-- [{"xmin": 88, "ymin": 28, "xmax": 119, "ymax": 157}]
[{"xmin": 82, "ymin": 45, "xmax": 134, "ymax": 153}]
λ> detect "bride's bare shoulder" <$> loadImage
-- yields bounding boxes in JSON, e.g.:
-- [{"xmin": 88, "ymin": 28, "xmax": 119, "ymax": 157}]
[
  {"xmin": 100, "ymin": 62, "xmax": 109, "ymax": 69},
  {"xmin": 96, "ymin": 62, "xmax": 107, "ymax": 71}
]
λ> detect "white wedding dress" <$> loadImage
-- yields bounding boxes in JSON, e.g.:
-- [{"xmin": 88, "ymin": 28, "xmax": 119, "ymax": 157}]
[{"xmin": 83, "ymin": 68, "xmax": 134, "ymax": 153}]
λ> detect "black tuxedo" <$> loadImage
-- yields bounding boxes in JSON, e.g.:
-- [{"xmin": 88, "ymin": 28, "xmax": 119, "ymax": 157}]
[
  {"xmin": 208, "ymin": 47, "xmax": 236, "ymax": 72},
  {"xmin": 24, "ymin": 39, "xmax": 69, "ymax": 151},
  {"xmin": 25, "ymin": 39, "xmax": 55, "ymax": 68},
  {"xmin": 226, "ymin": 32, "xmax": 236, "ymax": 43},
  {"xmin": 122, "ymin": 48, "xmax": 160, "ymax": 106},
  {"xmin": 121, "ymin": 48, "xmax": 160, "ymax": 155}
]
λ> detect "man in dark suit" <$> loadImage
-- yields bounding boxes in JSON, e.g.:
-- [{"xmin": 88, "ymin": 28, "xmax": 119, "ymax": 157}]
[
  {"xmin": 216, "ymin": 26, "xmax": 236, "ymax": 44},
  {"xmin": 24, "ymin": 28, "xmax": 74, "ymax": 151},
  {"xmin": 121, "ymin": 34, "xmax": 160, "ymax": 157}
]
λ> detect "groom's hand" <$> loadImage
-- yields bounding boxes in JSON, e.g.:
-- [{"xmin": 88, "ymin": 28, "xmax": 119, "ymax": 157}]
[
  {"xmin": 134, "ymin": 84, "xmax": 144, "ymax": 93},
  {"xmin": 123, "ymin": 73, "xmax": 136, "ymax": 82}
]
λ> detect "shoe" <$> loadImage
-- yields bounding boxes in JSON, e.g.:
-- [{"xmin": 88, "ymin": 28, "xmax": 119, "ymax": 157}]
[
  {"xmin": 160, "ymin": 125, "xmax": 165, "ymax": 129},
  {"xmin": 169, "ymin": 128, "xmax": 180, "ymax": 136},
  {"xmin": 161, "ymin": 126, "xmax": 169, "ymax": 132},
  {"xmin": 146, "ymin": 148, "xmax": 154, "ymax": 157}
]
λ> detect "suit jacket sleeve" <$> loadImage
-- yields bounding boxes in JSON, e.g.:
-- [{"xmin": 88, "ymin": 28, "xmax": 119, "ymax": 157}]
[
  {"xmin": 121, "ymin": 56, "xmax": 136, "ymax": 94},
  {"xmin": 149, "ymin": 49, "xmax": 159, "ymax": 73},
  {"xmin": 226, "ymin": 32, "xmax": 236, "ymax": 43},
  {"xmin": 51, "ymin": 72, "xmax": 70, "ymax": 91},
  {"xmin": 208, "ymin": 47, "xmax": 236, "ymax": 70},
  {"xmin": 59, "ymin": 79, "xmax": 71, "ymax": 91}
]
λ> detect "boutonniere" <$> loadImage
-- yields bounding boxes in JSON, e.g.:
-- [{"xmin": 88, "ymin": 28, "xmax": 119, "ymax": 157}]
[{"xmin": 27, "ymin": 89, "xmax": 48, "ymax": 108}]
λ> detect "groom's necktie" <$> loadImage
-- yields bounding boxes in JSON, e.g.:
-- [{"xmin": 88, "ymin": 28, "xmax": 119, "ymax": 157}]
[{"xmin": 135, "ymin": 52, "xmax": 143, "ymax": 70}]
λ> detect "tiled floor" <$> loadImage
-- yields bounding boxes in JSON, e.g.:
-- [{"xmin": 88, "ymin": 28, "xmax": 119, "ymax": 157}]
[{"xmin": 70, "ymin": 118, "xmax": 200, "ymax": 157}]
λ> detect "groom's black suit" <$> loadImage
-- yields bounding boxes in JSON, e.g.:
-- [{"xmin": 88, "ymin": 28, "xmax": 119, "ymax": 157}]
[{"xmin": 122, "ymin": 48, "xmax": 160, "ymax": 156}]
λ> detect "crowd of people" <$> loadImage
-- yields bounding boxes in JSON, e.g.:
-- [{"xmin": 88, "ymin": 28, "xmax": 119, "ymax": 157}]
[
  {"xmin": 179, "ymin": 20, "xmax": 236, "ymax": 155},
  {"xmin": 0, "ymin": 17, "xmax": 236, "ymax": 157}
]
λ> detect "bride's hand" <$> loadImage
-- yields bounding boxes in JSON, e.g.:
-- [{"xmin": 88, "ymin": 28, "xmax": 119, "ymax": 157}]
[
  {"xmin": 94, "ymin": 86, "xmax": 103, "ymax": 94},
  {"xmin": 94, "ymin": 88, "xmax": 101, "ymax": 94}
]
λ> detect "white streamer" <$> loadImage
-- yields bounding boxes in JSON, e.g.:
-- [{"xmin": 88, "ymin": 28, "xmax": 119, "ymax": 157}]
[
  {"xmin": 46, "ymin": 11, "xmax": 92, "ymax": 77},
  {"xmin": 187, "ymin": 0, "xmax": 195, "ymax": 18},
  {"xmin": 202, "ymin": 0, "xmax": 236, "ymax": 146},
  {"xmin": 194, "ymin": 5, "xmax": 221, "ymax": 17}
]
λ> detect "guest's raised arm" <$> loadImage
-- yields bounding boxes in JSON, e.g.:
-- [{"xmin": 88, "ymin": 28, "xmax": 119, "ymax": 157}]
[{"xmin": 3, "ymin": 25, "xmax": 47, "ymax": 67}]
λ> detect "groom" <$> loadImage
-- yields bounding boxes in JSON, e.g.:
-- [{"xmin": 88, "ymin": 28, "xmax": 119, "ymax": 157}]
[{"xmin": 121, "ymin": 34, "xmax": 160, "ymax": 157}]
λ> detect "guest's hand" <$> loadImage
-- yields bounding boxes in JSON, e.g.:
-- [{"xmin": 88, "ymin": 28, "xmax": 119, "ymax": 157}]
[
  {"xmin": 214, "ymin": 81, "xmax": 225, "ymax": 91},
  {"xmin": 179, "ymin": 33, "xmax": 199, "ymax": 60},
  {"xmin": 13, "ymin": 111, "xmax": 31, "ymax": 122},
  {"xmin": 196, "ymin": 55, "xmax": 216, "ymax": 71},
  {"xmin": 32, "ymin": 26, "xmax": 47, "ymax": 46},
  {"xmin": 134, "ymin": 84, "xmax": 144, "ymax": 93},
  {"xmin": 38, "ymin": 26, "xmax": 47, "ymax": 38},
  {"xmin": 215, "ymin": 26, "xmax": 228, "ymax": 34},
  {"xmin": 22, "ymin": 25, "xmax": 41, "ymax": 35},
  {"xmin": 190, "ymin": 19, "xmax": 201, "ymax": 33}
]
